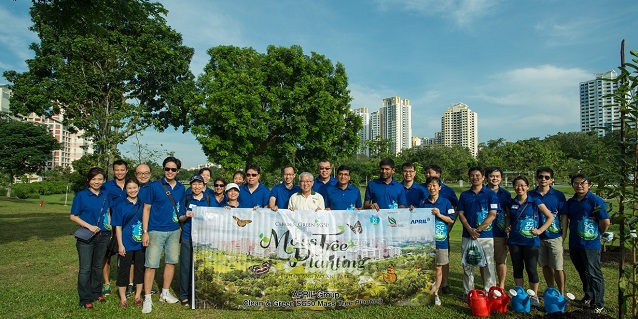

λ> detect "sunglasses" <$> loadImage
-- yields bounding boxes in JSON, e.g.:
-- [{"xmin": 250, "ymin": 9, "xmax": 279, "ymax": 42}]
[
  {"xmin": 214, "ymin": 184, "xmax": 225, "ymax": 187},
  {"xmin": 537, "ymin": 175, "xmax": 551, "ymax": 180},
  {"xmin": 163, "ymin": 167, "xmax": 178, "ymax": 172},
  {"xmin": 246, "ymin": 173, "xmax": 258, "ymax": 177}
]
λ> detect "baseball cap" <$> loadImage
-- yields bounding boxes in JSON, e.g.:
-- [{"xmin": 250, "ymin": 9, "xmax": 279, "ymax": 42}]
[
  {"xmin": 225, "ymin": 183, "xmax": 240, "ymax": 192},
  {"xmin": 189, "ymin": 174, "xmax": 205, "ymax": 184}
]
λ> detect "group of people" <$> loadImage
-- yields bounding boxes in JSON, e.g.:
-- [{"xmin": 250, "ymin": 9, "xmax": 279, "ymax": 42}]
[{"xmin": 69, "ymin": 156, "xmax": 610, "ymax": 314}]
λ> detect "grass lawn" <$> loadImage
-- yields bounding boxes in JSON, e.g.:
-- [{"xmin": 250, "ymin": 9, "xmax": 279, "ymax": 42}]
[{"xmin": 0, "ymin": 193, "xmax": 620, "ymax": 318}]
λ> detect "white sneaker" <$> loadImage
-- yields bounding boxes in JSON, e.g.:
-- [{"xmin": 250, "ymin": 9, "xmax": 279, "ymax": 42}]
[
  {"xmin": 530, "ymin": 296, "xmax": 540, "ymax": 307},
  {"xmin": 159, "ymin": 291, "xmax": 179, "ymax": 304},
  {"xmin": 142, "ymin": 299, "xmax": 153, "ymax": 314},
  {"xmin": 434, "ymin": 294, "xmax": 441, "ymax": 306}
]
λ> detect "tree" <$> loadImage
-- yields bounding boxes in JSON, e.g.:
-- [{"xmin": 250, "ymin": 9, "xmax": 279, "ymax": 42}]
[
  {"xmin": 0, "ymin": 115, "xmax": 59, "ymax": 197},
  {"xmin": 190, "ymin": 45, "xmax": 362, "ymax": 171},
  {"xmin": 3, "ymin": 0, "xmax": 195, "ymax": 170},
  {"xmin": 400, "ymin": 145, "xmax": 476, "ymax": 182}
]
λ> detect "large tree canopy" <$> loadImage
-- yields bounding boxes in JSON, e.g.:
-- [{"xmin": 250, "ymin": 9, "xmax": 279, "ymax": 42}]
[
  {"xmin": 190, "ymin": 45, "xmax": 362, "ymax": 171},
  {"xmin": 3, "ymin": 0, "xmax": 195, "ymax": 169},
  {"xmin": 0, "ymin": 114, "xmax": 59, "ymax": 197}
]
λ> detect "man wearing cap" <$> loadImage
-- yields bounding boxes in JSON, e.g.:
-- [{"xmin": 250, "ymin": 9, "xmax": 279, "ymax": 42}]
[
  {"xmin": 269, "ymin": 165, "xmax": 301, "ymax": 211},
  {"xmin": 238, "ymin": 164, "xmax": 270, "ymax": 209},
  {"xmin": 178, "ymin": 175, "xmax": 212, "ymax": 306},
  {"xmin": 289, "ymin": 172, "xmax": 325, "ymax": 211}
]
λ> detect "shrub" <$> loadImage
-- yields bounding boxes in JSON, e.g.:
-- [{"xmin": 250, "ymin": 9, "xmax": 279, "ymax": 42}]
[{"xmin": 11, "ymin": 181, "xmax": 68, "ymax": 197}]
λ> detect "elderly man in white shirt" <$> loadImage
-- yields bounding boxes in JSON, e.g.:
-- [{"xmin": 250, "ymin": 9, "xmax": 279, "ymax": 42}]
[{"xmin": 288, "ymin": 172, "xmax": 325, "ymax": 211}]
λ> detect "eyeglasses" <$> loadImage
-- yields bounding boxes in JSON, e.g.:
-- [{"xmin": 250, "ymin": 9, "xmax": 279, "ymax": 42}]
[
  {"xmin": 300, "ymin": 180, "xmax": 313, "ymax": 183},
  {"xmin": 319, "ymin": 167, "xmax": 331, "ymax": 171},
  {"xmin": 246, "ymin": 173, "xmax": 258, "ymax": 177},
  {"xmin": 338, "ymin": 173, "xmax": 350, "ymax": 177},
  {"xmin": 283, "ymin": 174, "xmax": 295, "ymax": 177},
  {"xmin": 163, "ymin": 167, "xmax": 178, "ymax": 172},
  {"xmin": 135, "ymin": 172, "xmax": 151, "ymax": 176},
  {"xmin": 403, "ymin": 170, "xmax": 415, "ymax": 174},
  {"xmin": 537, "ymin": 175, "xmax": 552, "ymax": 180},
  {"xmin": 214, "ymin": 184, "xmax": 225, "ymax": 187},
  {"xmin": 572, "ymin": 181, "xmax": 588, "ymax": 187}
]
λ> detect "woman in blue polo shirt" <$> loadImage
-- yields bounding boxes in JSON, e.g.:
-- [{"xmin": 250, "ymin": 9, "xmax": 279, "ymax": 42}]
[
  {"xmin": 223, "ymin": 183, "xmax": 251, "ymax": 208},
  {"xmin": 506, "ymin": 176, "xmax": 554, "ymax": 307},
  {"xmin": 211, "ymin": 178, "xmax": 227, "ymax": 207},
  {"xmin": 112, "ymin": 178, "xmax": 145, "ymax": 307},
  {"xmin": 69, "ymin": 167, "xmax": 111, "ymax": 309}
]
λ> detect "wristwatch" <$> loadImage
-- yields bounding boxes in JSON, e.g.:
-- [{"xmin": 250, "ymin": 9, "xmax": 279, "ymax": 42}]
[{"xmin": 142, "ymin": 229, "xmax": 148, "ymax": 234}]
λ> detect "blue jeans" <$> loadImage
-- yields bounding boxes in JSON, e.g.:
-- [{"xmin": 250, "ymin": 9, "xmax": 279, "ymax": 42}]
[
  {"xmin": 76, "ymin": 231, "xmax": 110, "ymax": 305},
  {"xmin": 570, "ymin": 248, "xmax": 605, "ymax": 308},
  {"xmin": 179, "ymin": 238, "xmax": 192, "ymax": 301}
]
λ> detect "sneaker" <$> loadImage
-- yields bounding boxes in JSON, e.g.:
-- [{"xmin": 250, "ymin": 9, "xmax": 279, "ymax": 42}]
[
  {"xmin": 96, "ymin": 296, "xmax": 106, "ymax": 303},
  {"xmin": 151, "ymin": 288, "xmax": 158, "ymax": 294},
  {"xmin": 181, "ymin": 299, "xmax": 190, "ymax": 306},
  {"xmin": 582, "ymin": 298, "xmax": 591, "ymax": 307},
  {"xmin": 593, "ymin": 307, "xmax": 606, "ymax": 314},
  {"xmin": 102, "ymin": 284, "xmax": 111, "ymax": 296},
  {"xmin": 142, "ymin": 298, "xmax": 153, "ymax": 314},
  {"xmin": 530, "ymin": 296, "xmax": 540, "ymax": 307},
  {"xmin": 441, "ymin": 286, "xmax": 453, "ymax": 295},
  {"xmin": 159, "ymin": 291, "xmax": 179, "ymax": 304},
  {"xmin": 434, "ymin": 295, "xmax": 441, "ymax": 306},
  {"xmin": 126, "ymin": 284, "xmax": 134, "ymax": 298},
  {"xmin": 83, "ymin": 303, "xmax": 93, "ymax": 309}
]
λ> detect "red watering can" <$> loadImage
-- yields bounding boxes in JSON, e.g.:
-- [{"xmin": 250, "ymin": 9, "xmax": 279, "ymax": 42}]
[
  {"xmin": 467, "ymin": 289, "xmax": 490, "ymax": 317},
  {"xmin": 487, "ymin": 286, "xmax": 510, "ymax": 314}
]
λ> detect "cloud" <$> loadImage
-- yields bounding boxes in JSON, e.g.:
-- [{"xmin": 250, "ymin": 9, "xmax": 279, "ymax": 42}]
[
  {"xmin": 375, "ymin": 0, "xmax": 501, "ymax": 27},
  {"xmin": 0, "ymin": 4, "xmax": 38, "ymax": 73}
]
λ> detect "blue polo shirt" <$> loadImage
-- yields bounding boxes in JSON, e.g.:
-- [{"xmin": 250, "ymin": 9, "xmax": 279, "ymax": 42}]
[
  {"xmin": 421, "ymin": 196, "xmax": 455, "ymax": 249},
  {"xmin": 239, "ymin": 182, "xmax": 270, "ymax": 208},
  {"xmin": 458, "ymin": 185, "xmax": 500, "ymax": 238},
  {"xmin": 325, "ymin": 183, "xmax": 363, "ymax": 210},
  {"xmin": 143, "ymin": 178, "xmax": 185, "ymax": 232},
  {"xmin": 529, "ymin": 187, "xmax": 566, "ymax": 240},
  {"xmin": 423, "ymin": 182, "xmax": 459, "ymax": 207},
  {"xmin": 313, "ymin": 176, "xmax": 338, "ymax": 201},
  {"xmin": 102, "ymin": 179, "xmax": 127, "ymax": 208},
  {"xmin": 270, "ymin": 183, "xmax": 301, "ymax": 209},
  {"xmin": 112, "ymin": 198, "xmax": 143, "ymax": 251},
  {"xmin": 182, "ymin": 194, "xmax": 212, "ymax": 241},
  {"xmin": 70, "ymin": 188, "xmax": 111, "ymax": 231},
  {"xmin": 186, "ymin": 187, "xmax": 224, "ymax": 207},
  {"xmin": 490, "ymin": 186, "xmax": 511, "ymax": 238},
  {"xmin": 560, "ymin": 191, "xmax": 609, "ymax": 250},
  {"xmin": 364, "ymin": 178, "xmax": 407, "ymax": 209},
  {"xmin": 138, "ymin": 182, "xmax": 152, "ymax": 202},
  {"xmin": 403, "ymin": 182, "xmax": 427, "ymax": 207},
  {"xmin": 507, "ymin": 197, "xmax": 543, "ymax": 247}
]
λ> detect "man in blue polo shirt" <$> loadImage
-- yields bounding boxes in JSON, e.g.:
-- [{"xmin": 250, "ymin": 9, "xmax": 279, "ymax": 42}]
[
  {"xmin": 401, "ymin": 162, "xmax": 427, "ymax": 207},
  {"xmin": 457, "ymin": 166, "xmax": 499, "ymax": 295},
  {"xmin": 560, "ymin": 174, "xmax": 609, "ymax": 314},
  {"xmin": 364, "ymin": 158, "xmax": 407, "ymax": 210},
  {"xmin": 101, "ymin": 159, "xmax": 128, "ymax": 296},
  {"xmin": 325, "ymin": 165, "xmax": 362, "ymax": 210},
  {"xmin": 239, "ymin": 163, "xmax": 270, "ymax": 209},
  {"xmin": 529, "ymin": 166, "xmax": 567, "ymax": 295},
  {"xmin": 269, "ymin": 165, "xmax": 301, "ymax": 211},
  {"xmin": 141, "ymin": 156, "xmax": 186, "ymax": 313},
  {"xmin": 313, "ymin": 160, "xmax": 338, "ymax": 201}
]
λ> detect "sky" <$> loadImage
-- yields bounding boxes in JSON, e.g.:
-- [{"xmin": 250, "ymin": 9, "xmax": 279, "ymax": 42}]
[{"xmin": 2, "ymin": 0, "xmax": 638, "ymax": 168}]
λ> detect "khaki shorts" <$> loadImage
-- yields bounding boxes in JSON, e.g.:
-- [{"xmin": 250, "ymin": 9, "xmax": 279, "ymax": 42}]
[
  {"xmin": 436, "ymin": 248, "xmax": 449, "ymax": 266},
  {"xmin": 539, "ymin": 237, "xmax": 564, "ymax": 270},
  {"xmin": 493, "ymin": 237, "xmax": 508, "ymax": 264}
]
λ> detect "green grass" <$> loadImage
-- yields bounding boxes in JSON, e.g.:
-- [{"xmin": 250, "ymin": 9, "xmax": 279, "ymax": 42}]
[{"xmin": 0, "ymin": 195, "xmax": 620, "ymax": 318}]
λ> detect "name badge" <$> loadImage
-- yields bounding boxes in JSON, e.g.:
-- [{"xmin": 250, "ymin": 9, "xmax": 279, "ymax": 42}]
[{"xmin": 511, "ymin": 205, "xmax": 519, "ymax": 209}]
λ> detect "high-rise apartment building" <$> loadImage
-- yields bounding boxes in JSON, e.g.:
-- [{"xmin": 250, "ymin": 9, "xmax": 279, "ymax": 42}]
[
  {"xmin": 353, "ymin": 107, "xmax": 370, "ymax": 156},
  {"xmin": 441, "ymin": 102, "xmax": 478, "ymax": 157},
  {"xmin": 579, "ymin": 70, "xmax": 624, "ymax": 137},
  {"xmin": 0, "ymin": 84, "xmax": 93, "ymax": 171},
  {"xmin": 380, "ymin": 96, "xmax": 412, "ymax": 155}
]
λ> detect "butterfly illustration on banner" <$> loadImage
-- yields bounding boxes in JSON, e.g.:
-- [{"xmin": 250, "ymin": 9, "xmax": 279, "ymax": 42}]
[
  {"xmin": 347, "ymin": 220, "xmax": 362, "ymax": 234},
  {"xmin": 379, "ymin": 264, "xmax": 397, "ymax": 283},
  {"xmin": 248, "ymin": 260, "xmax": 273, "ymax": 275},
  {"xmin": 232, "ymin": 216, "xmax": 252, "ymax": 227}
]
